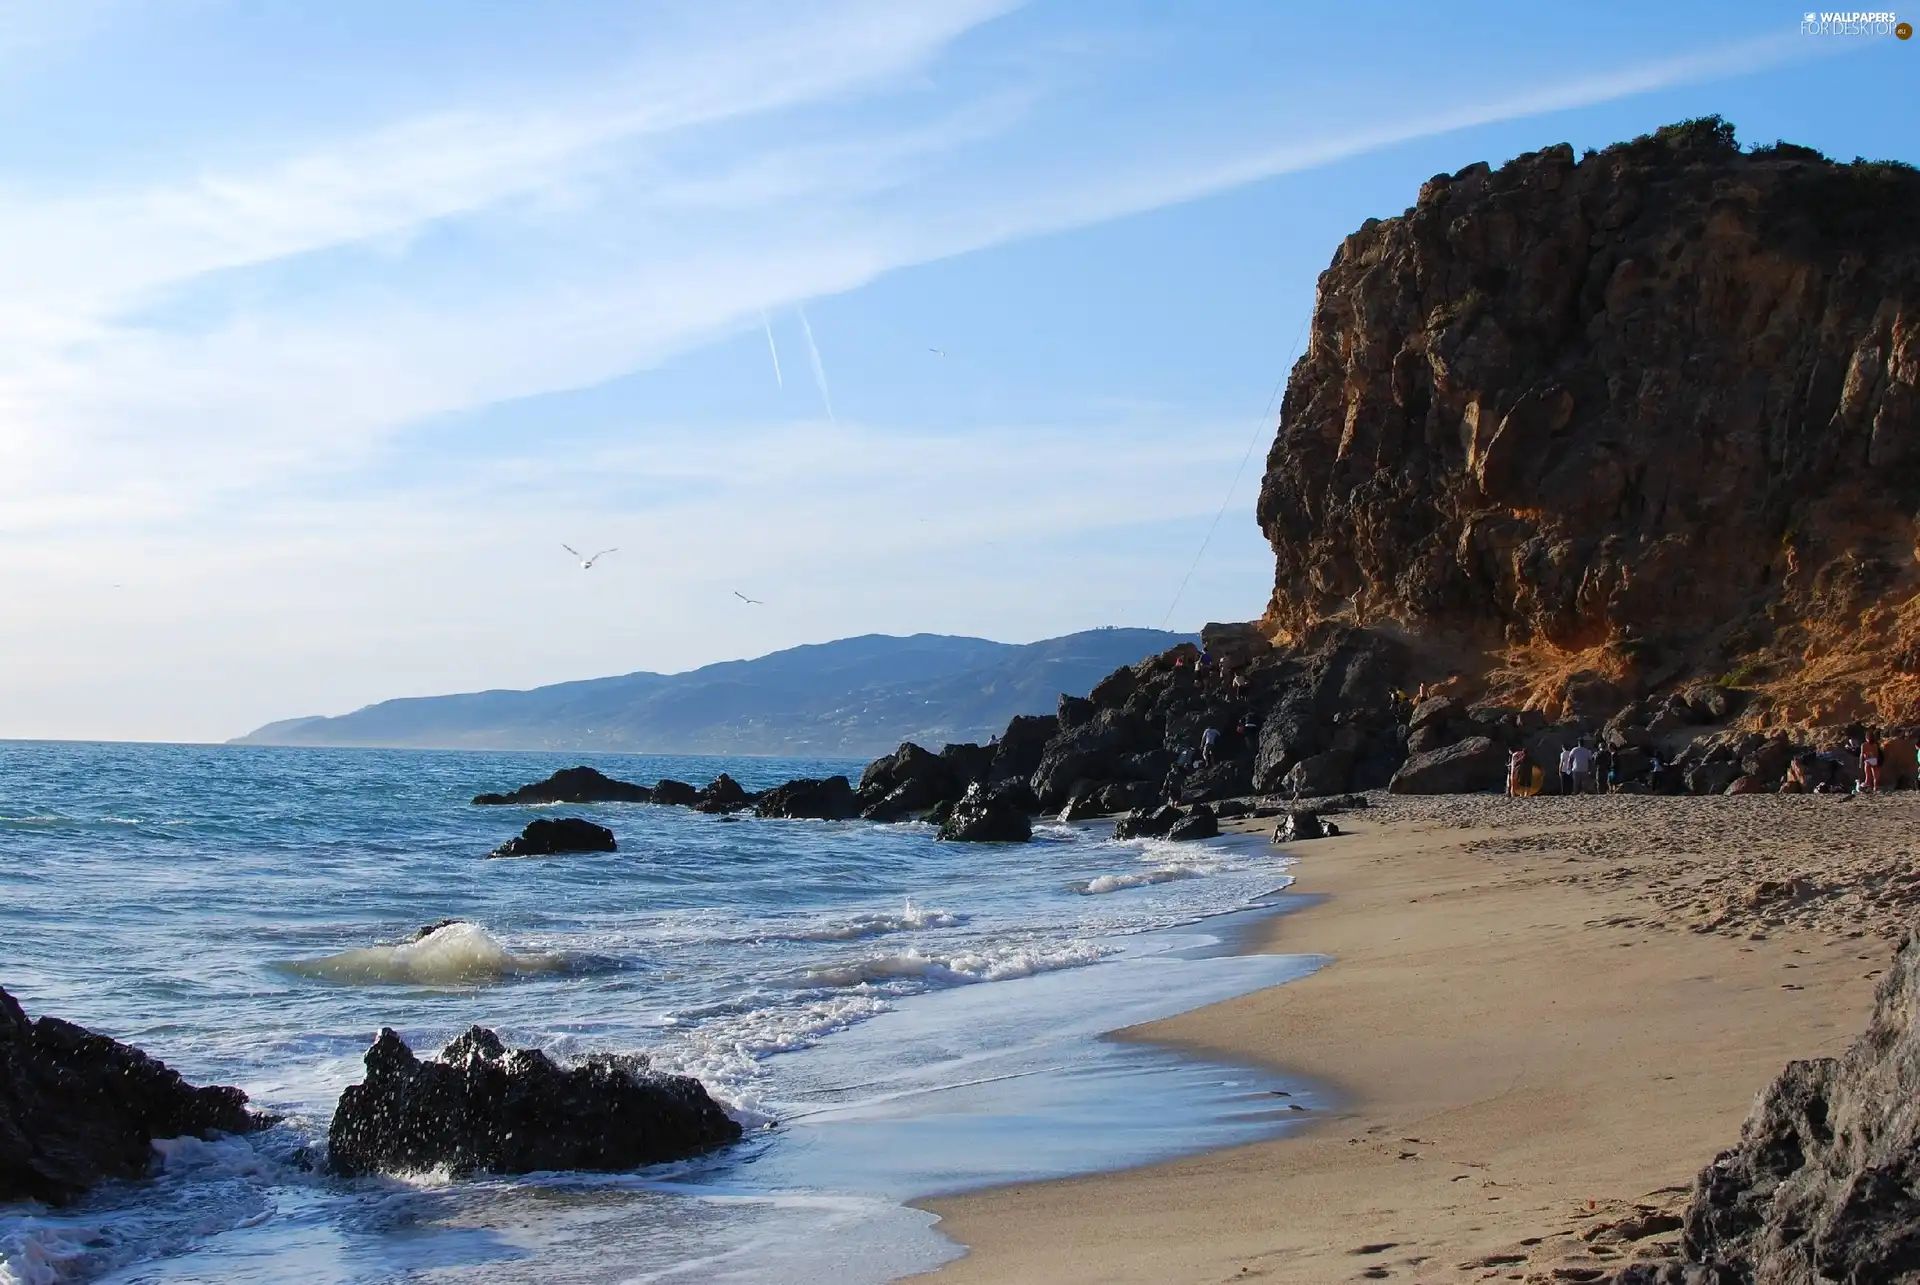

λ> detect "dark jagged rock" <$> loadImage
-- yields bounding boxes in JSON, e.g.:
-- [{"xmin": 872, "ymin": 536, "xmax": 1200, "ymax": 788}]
[
  {"xmin": 1175, "ymin": 757, "xmax": 1254, "ymax": 804},
  {"xmin": 326, "ymin": 1026, "xmax": 740, "ymax": 1179},
  {"xmin": 1097, "ymin": 781, "xmax": 1161, "ymax": 814},
  {"xmin": 1057, "ymin": 693, "xmax": 1096, "ymax": 730},
  {"xmin": 1, "ymin": 986, "xmax": 269, "ymax": 1205},
  {"xmin": 1031, "ymin": 709, "xmax": 1154, "ymax": 809},
  {"xmin": 986, "ymin": 714, "xmax": 1058, "ymax": 785},
  {"xmin": 1273, "ymin": 810, "xmax": 1338, "ymax": 842},
  {"xmin": 1614, "ymin": 931, "xmax": 1920, "ymax": 1284},
  {"xmin": 472, "ymin": 765, "xmax": 653, "ymax": 806},
  {"xmin": 414, "ymin": 918, "xmax": 468, "ymax": 940},
  {"xmin": 1166, "ymin": 803, "xmax": 1219, "ymax": 842},
  {"xmin": 938, "ymin": 741, "xmax": 995, "ymax": 789},
  {"xmin": 1058, "ymin": 786, "xmax": 1107, "ymax": 822},
  {"xmin": 486, "ymin": 817, "xmax": 617, "ymax": 858},
  {"xmin": 936, "ymin": 783, "xmax": 1032, "ymax": 843},
  {"xmin": 1388, "ymin": 735, "xmax": 1507, "ymax": 795},
  {"xmin": 1251, "ymin": 629, "xmax": 1409, "ymax": 794},
  {"xmin": 1114, "ymin": 804, "xmax": 1183, "ymax": 840},
  {"xmin": 1283, "ymin": 749, "xmax": 1355, "ymax": 799},
  {"xmin": 983, "ymin": 776, "xmax": 1040, "ymax": 814},
  {"xmin": 752, "ymin": 775, "xmax": 858, "ymax": 820},
  {"xmin": 692, "ymin": 773, "xmax": 753, "ymax": 814},
  {"xmin": 650, "ymin": 778, "xmax": 699, "ymax": 807}
]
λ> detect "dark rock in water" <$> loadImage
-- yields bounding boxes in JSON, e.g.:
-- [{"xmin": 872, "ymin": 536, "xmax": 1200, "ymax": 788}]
[
  {"xmin": 1114, "ymin": 804, "xmax": 1183, "ymax": 840},
  {"xmin": 1166, "ymin": 804, "xmax": 1219, "ymax": 842},
  {"xmin": 926, "ymin": 798, "xmax": 955, "ymax": 827},
  {"xmin": 1097, "ymin": 781, "xmax": 1161, "ymax": 814},
  {"xmin": 487, "ymin": 817, "xmax": 617, "ymax": 859},
  {"xmin": 414, "ymin": 919, "xmax": 468, "ymax": 940},
  {"xmin": 1616, "ymin": 931, "xmax": 1920, "ymax": 1285},
  {"xmin": 1058, "ymin": 786, "xmax": 1107, "ymax": 822},
  {"xmin": 1273, "ymin": 810, "xmax": 1338, "ymax": 842},
  {"xmin": 650, "ymin": 779, "xmax": 699, "ymax": 807},
  {"xmin": 984, "ymin": 776, "xmax": 1040, "ymax": 814},
  {"xmin": 938, "ymin": 742, "xmax": 995, "ymax": 789},
  {"xmin": 1030, "ymin": 710, "xmax": 1153, "ymax": 809},
  {"xmin": 858, "ymin": 742, "xmax": 957, "ymax": 819},
  {"xmin": 472, "ymin": 765, "xmax": 653, "ymax": 806},
  {"xmin": 693, "ymin": 774, "xmax": 753, "ymax": 814},
  {"xmin": 936, "ymin": 783, "xmax": 1032, "ymax": 843},
  {"xmin": 1388, "ymin": 736, "xmax": 1506, "ymax": 794},
  {"xmin": 753, "ymin": 776, "xmax": 858, "ymax": 820},
  {"xmin": 327, "ymin": 1026, "xmax": 740, "ymax": 1179},
  {"xmin": 986, "ymin": 714, "xmax": 1058, "ymax": 785},
  {"xmin": 1, "ymin": 985, "xmax": 270, "ymax": 1205}
]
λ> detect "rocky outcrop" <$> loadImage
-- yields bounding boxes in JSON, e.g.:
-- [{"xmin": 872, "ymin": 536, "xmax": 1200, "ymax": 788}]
[
  {"xmin": 1389, "ymin": 735, "xmax": 1507, "ymax": 794},
  {"xmin": 650, "ymin": 779, "xmax": 699, "ymax": 807},
  {"xmin": 752, "ymin": 775, "xmax": 859, "ymax": 820},
  {"xmin": 1114, "ymin": 804, "xmax": 1184, "ymax": 840},
  {"xmin": 486, "ymin": 817, "xmax": 617, "ymax": 858},
  {"xmin": 1614, "ymin": 930, "xmax": 1920, "ymax": 1284},
  {"xmin": 1257, "ymin": 117, "xmax": 1920, "ymax": 728},
  {"xmin": 327, "ymin": 1026, "xmax": 740, "ymax": 1178},
  {"xmin": 692, "ymin": 773, "xmax": 754, "ymax": 814},
  {"xmin": 1166, "ymin": 803, "xmax": 1219, "ymax": 842},
  {"xmin": 1, "ymin": 986, "xmax": 270, "ymax": 1205},
  {"xmin": 936, "ymin": 783, "xmax": 1032, "ymax": 843},
  {"xmin": 473, "ymin": 765, "xmax": 653, "ymax": 806},
  {"xmin": 1273, "ymin": 810, "xmax": 1340, "ymax": 842}
]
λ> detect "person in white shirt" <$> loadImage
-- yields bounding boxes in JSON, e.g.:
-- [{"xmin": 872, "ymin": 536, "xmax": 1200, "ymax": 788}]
[
  {"xmin": 1558, "ymin": 745, "xmax": 1574, "ymax": 795},
  {"xmin": 1568, "ymin": 741, "xmax": 1595, "ymax": 794}
]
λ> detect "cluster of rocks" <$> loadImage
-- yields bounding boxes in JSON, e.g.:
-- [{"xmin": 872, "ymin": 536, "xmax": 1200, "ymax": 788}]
[
  {"xmin": 1610, "ymin": 930, "xmax": 1920, "ymax": 1284},
  {"xmin": 1, "ymin": 986, "xmax": 272, "ymax": 1205},
  {"xmin": 328, "ymin": 1026, "xmax": 740, "ymax": 1178}
]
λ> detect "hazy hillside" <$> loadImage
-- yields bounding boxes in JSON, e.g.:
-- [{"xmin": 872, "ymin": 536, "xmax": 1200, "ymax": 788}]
[{"xmin": 233, "ymin": 628, "xmax": 1192, "ymax": 757}]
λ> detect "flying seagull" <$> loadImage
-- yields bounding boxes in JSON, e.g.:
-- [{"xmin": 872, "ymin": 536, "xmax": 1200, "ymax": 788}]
[
  {"xmin": 563, "ymin": 544, "xmax": 617, "ymax": 570},
  {"xmin": 928, "ymin": 347, "xmax": 945, "ymax": 356},
  {"xmin": 733, "ymin": 591, "xmax": 765, "ymax": 605}
]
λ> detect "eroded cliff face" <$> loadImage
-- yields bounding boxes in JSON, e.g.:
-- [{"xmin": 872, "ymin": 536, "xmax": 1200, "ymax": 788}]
[{"xmin": 1257, "ymin": 119, "xmax": 1920, "ymax": 725}]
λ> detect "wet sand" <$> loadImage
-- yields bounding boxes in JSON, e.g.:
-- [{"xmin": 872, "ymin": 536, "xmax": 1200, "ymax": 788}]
[{"xmin": 915, "ymin": 793, "xmax": 1920, "ymax": 1283}]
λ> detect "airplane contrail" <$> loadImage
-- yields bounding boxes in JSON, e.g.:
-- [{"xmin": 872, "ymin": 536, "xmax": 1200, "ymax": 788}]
[
  {"xmin": 760, "ymin": 310, "xmax": 782, "ymax": 387},
  {"xmin": 796, "ymin": 304, "xmax": 836, "ymax": 423}
]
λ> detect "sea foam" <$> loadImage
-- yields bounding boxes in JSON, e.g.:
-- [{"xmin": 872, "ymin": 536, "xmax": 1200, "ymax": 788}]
[{"xmin": 281, "ymin": 921, "xmax": 581, "ymax": 986}]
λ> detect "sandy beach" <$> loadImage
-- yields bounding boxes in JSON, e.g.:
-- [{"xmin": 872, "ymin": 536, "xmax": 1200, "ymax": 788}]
[{"xmin": 916, "ymin": 793, "xmax": 1920, "ymax": 1283}]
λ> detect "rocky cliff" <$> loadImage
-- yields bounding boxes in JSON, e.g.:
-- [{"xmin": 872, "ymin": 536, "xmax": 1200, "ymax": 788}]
[{"xmin": 1257, "ymin": 118, "xmax": 1920, "ymax": 727}]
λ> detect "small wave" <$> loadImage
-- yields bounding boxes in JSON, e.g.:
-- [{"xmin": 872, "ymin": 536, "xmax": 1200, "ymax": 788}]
[
  {"xmin": 1076, "ymin": 867, "xmax": 1200, "ymax": 894},
  {"xmin": 777, "ymin": 903, "xmax": 967, "ymax": 942},
  {"xmin": 280, "ymin": 922, "xmax": 589, "ymax": 987},
  {"xmin": 798, "ymin": 941, "xmax": 1113, "ymax": 990}
]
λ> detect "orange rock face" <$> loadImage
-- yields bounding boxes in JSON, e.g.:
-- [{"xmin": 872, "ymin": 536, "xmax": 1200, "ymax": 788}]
[{"xmin": 1257, "ymin": 119, "xmax": 1920, "ymax": 726}]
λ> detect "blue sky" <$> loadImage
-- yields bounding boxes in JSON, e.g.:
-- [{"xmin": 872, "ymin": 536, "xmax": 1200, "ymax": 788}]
[{"xmin": 0, "ymin": 1, "xmax": 1912, "ymax": 742}]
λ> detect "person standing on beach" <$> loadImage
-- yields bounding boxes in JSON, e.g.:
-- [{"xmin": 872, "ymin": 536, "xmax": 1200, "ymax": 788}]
[
  {"xmin": 1506, "ymin": 748, "xmax": 1527, "ymax": 797},
  {"xmin": 1558, "ymin": 745, "xmax": 1574, "ymax": 795},
  {"xmin": 1862, "ymin": 728, "xmax": 1883, "ymax": 793},
  {"xmin": 1568, "ymin": 740, "xmax": 1594, "ymax": 794}
]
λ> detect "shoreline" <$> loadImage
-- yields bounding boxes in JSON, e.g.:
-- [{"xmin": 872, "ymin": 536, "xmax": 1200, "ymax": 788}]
[{"xmin": 913, "ymin": 795, "xmax": 1912, "ymax": 1283}]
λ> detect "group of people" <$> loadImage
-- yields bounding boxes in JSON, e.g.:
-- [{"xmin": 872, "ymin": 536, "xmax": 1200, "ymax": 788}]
[{"xmin": 1506, "ymin": 740, "xmax": 1620, "ymax": 796}]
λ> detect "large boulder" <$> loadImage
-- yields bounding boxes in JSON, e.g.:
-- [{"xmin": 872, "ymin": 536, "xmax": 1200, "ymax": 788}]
[
  {"xmin": 1273, "ymin": 810, "xmax": 1340, "ymax": 842},
  {"xmin": 650, "ymin": 779, "xmax": 699, "ymax": 807},
  {"xmin": 1387, "ymin": 735, "xmax": 1507, "ymax": 794},
  {"xmin": 859, "ymin": 742, "xmax": 957, "ymax": 819},
  {"xmin": 1, "ymin": 986, "xmax": 269, "ymax": 1205},
  {"xmin": 1283, "ymin": 749, "xmax": 1355, "ymax": 798},
  {"xmin": 1200, "ymin": 621, "xmax": 1274, "ymax": 666},
  {"xmin": 1113, "ymin": 804, "xmax": 1183, "ymax": 840},
  {"xmin": 1166, "ymin": 804, "xmax": 1220, "ymax": 842},
  {"xmin": 327, "ymin": 1026, "xmax": 740, "ymax": 1179},
  {"xmin": 692, "ymin": 774, "xmax": 753, "ymax": 814},
  {"xmin": 1616, "ymin": 931, "xmax": 1920, "ymax": 1283},
  {"xmin": 1030, "ymin": 710, "xmax": 1152, "ymax": 809},
  {"xmin": 986, "ymin": 714, "xmax": 1059, "ymax": 785},
  {"xmin": 473, "ymin": 765, "xmax": 653, "ymax": 806},
  {"xmin": 753, "ymin": 776, "xmax": 858, "ymax": 820},
  {"xmin": 1686, "ymin": 761, "xmax": 1744, "ymax": 797},
  {"xmin": 487, "ymin": 817, "xmax": 617, "ymax": 858},
  {"xmin": 936, "ymin": 784, "xmax": 1032, "ymax": 843},
  {"xmin": 1177, "ymin": 757, "xmax": 1255, "ymax": 804}
]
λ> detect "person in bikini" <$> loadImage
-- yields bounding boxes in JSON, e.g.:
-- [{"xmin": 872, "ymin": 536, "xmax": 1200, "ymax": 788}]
[{"xmin": 1861, "ymin": 727, "xmax": 1883, "ymax": 793}]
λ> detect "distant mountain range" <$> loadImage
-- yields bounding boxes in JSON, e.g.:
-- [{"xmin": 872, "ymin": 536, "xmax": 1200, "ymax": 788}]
[{"xmin": 232, "ymin": 628, "xmax": 1194, "ymax": 758}]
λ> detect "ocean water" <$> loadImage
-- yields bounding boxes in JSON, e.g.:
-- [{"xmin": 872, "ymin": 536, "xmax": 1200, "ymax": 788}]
[{"xmin": 0, "ymin": 742, "xmax": 1321, "ymax": 1284}]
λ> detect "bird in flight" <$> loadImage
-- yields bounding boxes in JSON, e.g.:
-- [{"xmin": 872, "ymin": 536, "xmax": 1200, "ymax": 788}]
[
  {"xmin": 928, "ymin": 347, "xmax": 946, "ymax": 356},
  {"xmin": 563, "ymin": 544, "xmax": 617, "ymax": 570},
  {"xmin": 733, "ymin": 591, "xmax": 765, "ymax": 605}
]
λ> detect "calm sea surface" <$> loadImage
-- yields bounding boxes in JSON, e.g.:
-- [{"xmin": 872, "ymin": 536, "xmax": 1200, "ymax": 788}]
[{"xmin": 0, "ymin": 742, "xmax": 1319, "ymax": 1284}]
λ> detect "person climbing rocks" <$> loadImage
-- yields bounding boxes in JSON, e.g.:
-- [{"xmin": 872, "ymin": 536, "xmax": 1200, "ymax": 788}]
[
  {"xmin": 1862, "ymin": 727, "xmax": 1883, "ymax": 793},
  {"xmin": 1200, "ymin": 726, "xmax": 1222, "ymax": 766}
]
